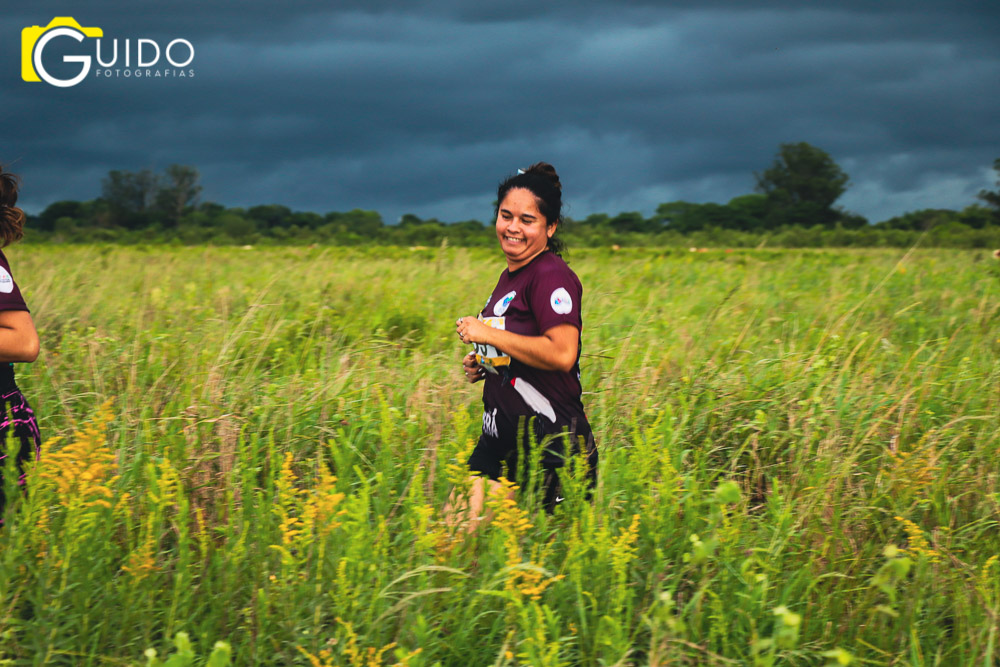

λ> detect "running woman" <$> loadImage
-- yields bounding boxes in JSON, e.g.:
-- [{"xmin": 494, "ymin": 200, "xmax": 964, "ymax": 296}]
[
  {"xmin": 0, "ymin": 166, "xmax": 41, "ymax": 520},
  {"xmin": 453, "ymin": 162, "xmax": 597, "ymax": 525}
]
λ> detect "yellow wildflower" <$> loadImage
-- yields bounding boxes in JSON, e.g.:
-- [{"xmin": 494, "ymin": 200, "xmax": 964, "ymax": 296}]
[
  {"xmin": 895, "ymin": 516, "xmax": 941, "ymax": 563},
  {"xmin": 35, "ymin": 399, "xmax": 118, "ymax": 526},
  {"xmin": 487, "ymin": 477, "xmax": 532, "ymax": 537},
  {"xmin": 884, "ymin": 442, "xmax": 938, "ymax": 494},
  {"xmin": 122, "ymin": 519, "xmax": 158, "ymax": 580},
  {"xmin": 302, "ymin": 469, "xmax": 346, "ymax": 539}
]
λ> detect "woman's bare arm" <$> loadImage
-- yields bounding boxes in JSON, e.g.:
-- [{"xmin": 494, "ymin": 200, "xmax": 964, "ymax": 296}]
[
  {"xmin": 457, "ymin": 317, "xmax": 578, "ymax": 372},
  {"xmin": 0, "ymin": 310, "xmax": 39, "ymax": 363}
]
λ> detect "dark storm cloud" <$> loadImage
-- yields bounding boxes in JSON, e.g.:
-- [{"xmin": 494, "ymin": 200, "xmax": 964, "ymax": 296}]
[{"xmin": 3, "ymin": 1, "xmax": 999, "ymax": 223}]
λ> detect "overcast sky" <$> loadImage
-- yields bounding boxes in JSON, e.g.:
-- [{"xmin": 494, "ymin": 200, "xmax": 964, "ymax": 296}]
[{"xmin": 3, "ymin": 1, "xmax": 999, "ymax": 224}]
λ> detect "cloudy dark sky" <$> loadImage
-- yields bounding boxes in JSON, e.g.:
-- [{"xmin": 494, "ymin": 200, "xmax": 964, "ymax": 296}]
[{"xmin": 3, "ymin": 1, "xmax": 999, "ymax": 224}]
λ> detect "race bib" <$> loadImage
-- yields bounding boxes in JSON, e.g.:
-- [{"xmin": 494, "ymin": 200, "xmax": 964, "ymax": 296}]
[{"xmin": 474, "ymin": 315, "xmax": 509, "ymax": 373}]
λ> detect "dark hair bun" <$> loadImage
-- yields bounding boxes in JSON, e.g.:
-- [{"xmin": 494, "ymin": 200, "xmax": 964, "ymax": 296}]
[
  {"xmin": 0, "ymin": 166, "xmax": 26, "ymax": 247},
  {"xmin": 524, "ymin": 162, "xmax": 561, "ymax": 192}
]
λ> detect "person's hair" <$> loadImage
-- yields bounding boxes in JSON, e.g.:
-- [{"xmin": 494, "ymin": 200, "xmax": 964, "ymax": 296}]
[
  {"xmin": 495, "ymin": 162, "xmax": 566, "ymax": 257},
  {"xmin": 0, "ymin": 166, "xmax": 26, "ymax": 248}
]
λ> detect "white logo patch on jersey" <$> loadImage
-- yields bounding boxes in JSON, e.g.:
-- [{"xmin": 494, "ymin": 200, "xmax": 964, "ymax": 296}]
[
  {"xmin": 0, "ymin": 267, "xmax": 13, "ymax": 294},
  {"xmin": 550, "ymin": 287, "xmax": 572, "ymax": 315},
  {"xmin": 493, "ymin": 290, "xmax": 516, "ymax": 316}
]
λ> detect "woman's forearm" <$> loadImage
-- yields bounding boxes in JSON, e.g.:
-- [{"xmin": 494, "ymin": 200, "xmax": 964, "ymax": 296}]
[
  {"xmin": 481, "ymin": 324, "xmax": 578, "ymax": 373},
  {"xmin": 0, "ymin": 311, "xmax": 40, "ymax": 363},
  {"xmin": 0, "ymin": 329, "xmax": 39, "ymax": 362}
]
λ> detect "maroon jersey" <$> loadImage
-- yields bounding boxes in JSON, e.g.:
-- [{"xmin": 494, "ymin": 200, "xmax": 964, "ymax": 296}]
[
  {"xmin": 474, "ymin": 251, "xmax": 586, "ymax": 429},
  {"xmin": 0, "ymin": 250, "xmax": 28, "ymax": 312}
]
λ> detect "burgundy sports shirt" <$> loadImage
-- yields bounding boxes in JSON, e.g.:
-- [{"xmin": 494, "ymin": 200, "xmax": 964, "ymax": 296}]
[
  {"xmin": 0, "ymin": 250, "xmax": 28, "ymax": 312},
  {"xmin": 474, "ymin": 251, "xmax": 587, "ymax": 428}
]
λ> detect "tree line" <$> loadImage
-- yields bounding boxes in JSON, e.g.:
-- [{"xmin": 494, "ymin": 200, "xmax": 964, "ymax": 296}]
[{"xmin": 24, "ymin": 145, "xmax": 1000, "ymax": 248}]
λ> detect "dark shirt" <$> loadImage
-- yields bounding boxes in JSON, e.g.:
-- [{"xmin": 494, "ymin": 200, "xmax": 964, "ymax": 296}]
[
  {"xmin": 0, "ymin": 250, "xmax": 28, "ymax": 312},
  {"xmin": 474, "ymin": 251, "xmax": 586, "ymax": 428}
]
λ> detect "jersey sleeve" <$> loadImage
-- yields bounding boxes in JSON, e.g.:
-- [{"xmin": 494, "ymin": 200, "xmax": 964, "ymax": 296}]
[
  {"xmin": 0, "ymin": 251, "xmax": 28, "ymax": 312},
  {"xmin": 529, "ymin": 263, "xmax": 582, "ymax": 334}
]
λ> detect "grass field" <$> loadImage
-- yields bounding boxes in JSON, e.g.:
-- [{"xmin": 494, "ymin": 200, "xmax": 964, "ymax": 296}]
[{"xmin": 0, "ymin": 244, "xmax": 997, "ymax": 665}]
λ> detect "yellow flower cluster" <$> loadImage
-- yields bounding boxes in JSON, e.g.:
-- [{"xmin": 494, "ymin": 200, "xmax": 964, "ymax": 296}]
[
  {"xmin": 272, "ymin": 452, "xmax": 347, "ymax": 573},
  {"xmin": 444, "ymin": 438, "xmax": 476, "ymax": 489},
  {"xmin": 36, "ymin": 399, "xmax": 117, "ymax": 517},
  {"xmin": 302, "ymin": 469, "xmax": 347, "ymax": 539},
  {"xmin": 273, "ymin": 452, "xmax": 305, "ymax": 564},
  {"xmin": 121, "ymin": 517, "xmax": 158, "ymax": 580},
  {"xmin": 444, "ymin": 409, "xmax": 476, "ymax": 488},
  {"xmin": 979, "ymin": 555, "xmax": 998, "ymax": 597},
  {"xmin": 514, "ymin": 544, "xmax": 565, "ymax": 601},
  {"xmin": 609, "ymin": 514, "xmax": 641, "ymax": 610},
  {"xmin": 488, "ymin": 477, "xmax": 532, "ymax": 537},
  {"xmin": 404, "ymin": 499, "xmax": 444, "ymax": 562},
  {"xmin": 885, "ymin": 444, "xmax": 938, "ymax": 494},
  {"xmin": 33, "ymin": 506, "xmax": 50, "ymax": 561},
  {"xmin": 297, "ymin": 618, "xmax": 421, "ymax": 667},
  {"xmin": 895, "ymin": 516, "xmax": 941, "ymax": 563},
  {"xmin": 486, "ymin": 478, "xmax": 564, "ymax": 602},
  {"xmin": 148, "ymin": 458, "xmax": 181, "ymax": 510},
  {"xmin": 612, "ymin": 514, "xmax": 641, "ymax": 575}
]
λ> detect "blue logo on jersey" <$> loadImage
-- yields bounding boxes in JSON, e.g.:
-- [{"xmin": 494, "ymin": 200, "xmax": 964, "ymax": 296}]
[{"xmin": 494, "ymin": 290, "xmax": 517, "ymax": 316}]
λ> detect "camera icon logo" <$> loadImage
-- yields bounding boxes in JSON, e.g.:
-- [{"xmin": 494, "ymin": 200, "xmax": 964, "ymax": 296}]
[{"xmin": 22, "ymin": 17, "xmax": 103, "ymax": 87}]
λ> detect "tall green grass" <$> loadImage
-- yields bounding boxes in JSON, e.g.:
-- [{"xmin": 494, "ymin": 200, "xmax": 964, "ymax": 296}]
[{"xmin": 1, "ymin": 245, "xmax": 997, "ymax": 665}]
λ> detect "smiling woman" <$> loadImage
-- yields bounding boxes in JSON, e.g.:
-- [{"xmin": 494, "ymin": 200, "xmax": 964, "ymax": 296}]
[{"xmin": 448, "ymin": 162, "xmax": 597, "ymax": 530}]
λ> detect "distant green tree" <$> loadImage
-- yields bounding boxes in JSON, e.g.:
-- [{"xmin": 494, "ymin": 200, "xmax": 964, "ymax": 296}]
[
  {"xmin": 450, "ymin": 220, "xmax": 485, "ymax": 233},
  {"xmin": 198, "ymin": 202, "xmax": 226, "ymax": 216},
  {"xmin": 608, "ymin": 211, "xmax": 647, "ymax": 233},
  {"xmin": 875, "ymin": 209, "xmax": 955, "ymax": 231},
  {"xmin": 38, "ymin": 200, "xmax": 87, "ymax": 231},
  {"xmin": 338, "ymin": 209, "xmax": 383, "ymax": 236},
  {"xmin": 288, "ymin": 211, "xmax": 323, "ymax": 229},
  {"xmin": 838, "ymin": 211, "xmax": 869, "ymax": 229},
  {"xmin": 977, "ymin": 158, "xmax": 1000, "ymax": 224},
  {"xmin": 398, "ymin": 223, "xmax": 446, "ymax": 245},
  {"xmin": 725, "ymin": 194, "xmax": 769, "ymax": 231},
  {"xmin": 654, "ymin": 202, "xmax": 703, "ymax": 232},
  {"xmin": 155, "ymin": 165, "xmax": 201, "ymax": 227},
  {"xmin": 957, "ymin": 204, "xmax": 994, "ymax": 229},
  {"xmin": 755, "ymin": 142, "xmax": 849, "ymax": 228},
  {"xmin": 654, "ymin": 201, "xmax": 756, "ymax": 233},
  {"xmin": 102, "ymin": 169, "xmax": 160, "ymax": 228},
  {"xmin": 218, "ymin": 213, "xmax": 256, "ymax": 243},
  {"xmin": 578, "ymin": 213, "xmax": 610, "ymax": 227},
  {"xmin": 247, "ymin": 205, "xmax": 293, "ymax": 228}
]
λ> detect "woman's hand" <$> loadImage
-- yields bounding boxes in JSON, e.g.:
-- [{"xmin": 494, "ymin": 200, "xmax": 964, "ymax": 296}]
[
  {"xmin": 455, "ymin": 316, "xmax": 492, "ymax": 346},
  {"xmin": 461, "ymin": 352, "xmax": 485, "ymax": 383}
]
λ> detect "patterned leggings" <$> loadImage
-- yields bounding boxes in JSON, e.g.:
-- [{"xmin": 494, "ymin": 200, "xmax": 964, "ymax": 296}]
[{"xmin": 0, "ymin": 389, "xmax": 42, "ymax": 519}]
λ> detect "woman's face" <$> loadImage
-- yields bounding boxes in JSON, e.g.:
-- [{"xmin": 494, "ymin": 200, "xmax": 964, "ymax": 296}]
[{"xmin": 495, "ymin": 187, "xmax": 555, "ymax": 271}]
